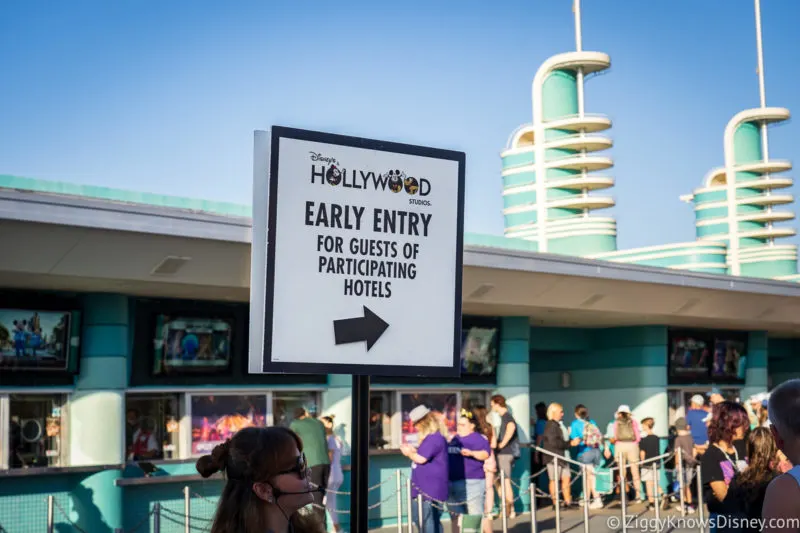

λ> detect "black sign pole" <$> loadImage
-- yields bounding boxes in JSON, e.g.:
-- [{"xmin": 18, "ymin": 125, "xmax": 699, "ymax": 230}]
[{"xmin": 350, "ymin": 374, "xmax": 370, "ymax": 533}]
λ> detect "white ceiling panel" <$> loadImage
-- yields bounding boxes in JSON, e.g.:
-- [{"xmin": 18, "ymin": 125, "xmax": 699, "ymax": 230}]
[{"xmin": 0, "ymin": 221, "xmax": 87, "ymax": 273}]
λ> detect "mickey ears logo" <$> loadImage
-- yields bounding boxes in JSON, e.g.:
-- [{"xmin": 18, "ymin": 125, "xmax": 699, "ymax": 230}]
[
  {"xmin": 386, "ymin": 170, "xmax": 404, "ymax": 193},
  {"xmin": 326, "ymin": 165, "xmax": 342, "ymax": 185},
  {"xmin": 385, "ymin": 170, "xmax": 420, "ymax": 195}
]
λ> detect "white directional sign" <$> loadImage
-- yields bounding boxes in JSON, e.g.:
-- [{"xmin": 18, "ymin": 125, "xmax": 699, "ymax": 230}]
[{"xmin": 250, "ymin": 127, "xmax": 465, "ymax": 377}]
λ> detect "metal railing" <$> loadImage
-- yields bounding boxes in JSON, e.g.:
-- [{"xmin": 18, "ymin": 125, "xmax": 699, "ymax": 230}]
[{"xmin": 6, "ymin": 445, "xmax": 704, "ymax": 533}]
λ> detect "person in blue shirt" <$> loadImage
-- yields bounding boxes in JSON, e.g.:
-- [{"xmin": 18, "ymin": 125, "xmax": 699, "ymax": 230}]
[
  {"xmin": 686, "ymin": 394, "xmax": 710, "ymax": 454},
  {"xmin": 569, "ymin": 404, "xmax": 604, "ymax": 509}
]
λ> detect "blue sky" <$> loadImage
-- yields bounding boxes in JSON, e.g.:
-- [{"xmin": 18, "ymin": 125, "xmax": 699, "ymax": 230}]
[{"xmin": 1, "ymin": 0, "xmax": 799, "ymax": 250}]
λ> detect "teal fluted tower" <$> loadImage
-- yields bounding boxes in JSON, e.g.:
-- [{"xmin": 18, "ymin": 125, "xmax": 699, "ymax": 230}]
[
  {"xmin": 682, "ymin": 0, "xmax": 798, "ymax": 282},
  {"xmin": 500, "ymin": 3, "xmax": 616, "ymax": 256},
  {"xmin": 683, "ymin": 108, "xmax": 797, "ymax": 280}
]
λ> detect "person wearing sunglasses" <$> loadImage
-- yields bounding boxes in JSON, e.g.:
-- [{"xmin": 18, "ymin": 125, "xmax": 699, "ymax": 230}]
[
  {"xmin": 446, "ymin": 408, "xmax": 492, "ymax": 533},
  {"xmin": 197, "ymin": 426, "xmax": 325, "ymax": 533}
]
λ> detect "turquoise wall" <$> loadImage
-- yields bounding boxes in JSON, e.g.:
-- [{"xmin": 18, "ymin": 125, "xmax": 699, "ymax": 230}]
[
  {"xmin": 733, "ymin": 123, "xmax": 763, "ymax": 165},
  {"xmin": 547, "ymin": 188, "xmax": 580, "ymax": 200},
  {"xmin": 695, "ymin": 190, "xmax": 727, "ymax": 204},
  {"xmin": 742, "ymin": 332, "xmax": 768, "ymax": 401},
  {"xmin": 504, "ymin": 211, "xmax": 536, "ymax": 228},
  {"xmin": 767, "ymin": 339, "xmax": 800, "ymax": 387},
  {"xmin": 547, "ymin": 233, "xmax": 617, "ymax": 255},
  {"xmin": 624, "ymin": 252, "xmax": 726, "ymax": 269},
  {"xmin": 530, "ymin": 326, "xmax": 670, "ymax": 436},
  {"xmin": 541, "ymin": 70, "xmax": 578, "ymax": 121},
  {"xmin": 697, "ymin": 223, "xmax": 729, "ymax": 238},
  {"xmin": 740, "ymin": 259, "xmax": 798, "ymax": 278},
  {"xmin": 503, "ymin": 171, "xmax": 535, "ymax": 188},
  {"xmin": 546, "ymin": 167, "xmax": 580, "ymax": 180},
  {"xmin": 696, "ymin": 207, "xmax": 728, "ymax": 220},
  {"xmin": 504, "ymin": 190, "xmax": 537, "ymax": 209},
  {"xmin": 502, "ymin": 151, "xmax": 535, "ymax": 170},
  {"xmin": 0, "ymin": 471, "xmax": 113, "ymax": 533}
]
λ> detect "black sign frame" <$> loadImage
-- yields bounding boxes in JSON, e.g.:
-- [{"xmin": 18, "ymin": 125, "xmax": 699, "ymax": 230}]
[{"xmin": 261, "ymin": 126, "xmax": 466, "ymax": 378}]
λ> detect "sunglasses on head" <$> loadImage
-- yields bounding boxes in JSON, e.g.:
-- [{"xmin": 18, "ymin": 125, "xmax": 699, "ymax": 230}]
[
  {"xmin": 275, "ymin": 453, "xmax": 309, "ymax": 479},
  {"xmin": 460, "ymin": 408, "xmax": 475, "ymax": 420}
]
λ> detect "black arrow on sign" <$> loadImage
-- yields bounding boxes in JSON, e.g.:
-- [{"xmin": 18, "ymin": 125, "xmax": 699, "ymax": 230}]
[{"xmin": 333, "ymin": 306, "xmax": 389, "ymax": 351}]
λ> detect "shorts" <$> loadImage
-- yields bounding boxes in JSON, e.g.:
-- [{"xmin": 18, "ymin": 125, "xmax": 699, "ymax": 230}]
[
  {"xmin": 497, "ymin": 454, "xmax": 515, "ymax": 478},
  {"xmin": 447, "ymin": 479, "xmax": 486, "ymax": 516},
  {"xmin": 578, "ymin": 447, "xmax": 602, "ymax": 468},
  {"xmin": 641, "ymin": 466, "xmax": 656, "ymax": 482},
  {"xmin": 681, "ymin": 466, "xmax": 696, "ymax": 487},
  {"xmin": 614, "ymin": 441, "xmax": 640, "ymax": 465},
  {"xmin": 547, "ymin": 461, "xmax": 571, "ymax": 481}
]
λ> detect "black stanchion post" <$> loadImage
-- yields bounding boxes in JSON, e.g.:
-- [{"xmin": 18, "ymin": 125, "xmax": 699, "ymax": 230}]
[{"xmin": 351, "ymin": 375, "xmax": 370, "ymax": 533}]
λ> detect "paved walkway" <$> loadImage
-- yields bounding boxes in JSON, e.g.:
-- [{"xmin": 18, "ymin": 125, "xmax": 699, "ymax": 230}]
[{"xmin": 373, "ymin": 501, "xmax": 710, "ymax": 533}]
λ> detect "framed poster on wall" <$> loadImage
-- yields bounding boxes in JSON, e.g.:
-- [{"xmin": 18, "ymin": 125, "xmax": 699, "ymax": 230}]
[
  {"xmin": 668, "ymin": 328, "xmax": 747, "ymax": 385},
  {"xmin": 189, "ymin": 394, "xmax": 267, "ymax": 455}
]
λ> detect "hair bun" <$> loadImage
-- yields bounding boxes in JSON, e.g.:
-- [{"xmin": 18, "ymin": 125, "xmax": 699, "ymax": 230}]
[{"xmin": 195, "ymin": 439, "xmax": 230, "ymax": 478}]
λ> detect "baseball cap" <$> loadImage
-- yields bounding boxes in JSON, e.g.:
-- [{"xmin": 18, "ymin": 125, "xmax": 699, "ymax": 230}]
[
  {"xmin": 408, "ymin": 405, "xmax": 431, "ymax": 424},
  {"xmin": 674, "ymin": 417, "xmax": 688, "ymax": 430},
  {"xmin": 690, "ymin": 394, "xmax": 705, "ymax": 405},
  {"xmin": 616, "ymin": 404, "xmax": 631, "ymax": 415}
]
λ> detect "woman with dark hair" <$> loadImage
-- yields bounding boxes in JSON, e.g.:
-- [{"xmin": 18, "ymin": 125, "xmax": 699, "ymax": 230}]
[
  {"xmin": 700, "ymin": 401, "xmax": 749, "ymax": 528},
  {"xmin": 196, "ymin": 426, "xmax": 324, "ymax": 533},
  {"xmin": 722, "ymin": 427, "xmax": 782, "ymax": 532}
]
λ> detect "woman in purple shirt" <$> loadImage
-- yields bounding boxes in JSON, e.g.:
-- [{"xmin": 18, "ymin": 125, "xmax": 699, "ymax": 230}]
[
  {"xmin": 401, "ymin": 405, "xmax": 449, "ymax": 533},
  {"xmin": 447, "ymin": 408, "xmax": 492, "ymax": 530}
]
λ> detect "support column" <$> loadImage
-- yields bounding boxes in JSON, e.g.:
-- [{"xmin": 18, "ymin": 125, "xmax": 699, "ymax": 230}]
[
  {"xmin": 321, "ymin": 374, "xmax": 353, "ymax": 455},
  {"xmin": 69, "ymin": 293, "xmax": 128, "ymax": 531},
  {"xmin": 742, "ymin": 331, "xmax": 768, "ymax": 400},
  {"xmin": 494, "ymin": 316, "xmax": 531, "ymax": 512},
  {"xmin": 321, "ymin": 374, "xmax": 353, "ymax": 531}
]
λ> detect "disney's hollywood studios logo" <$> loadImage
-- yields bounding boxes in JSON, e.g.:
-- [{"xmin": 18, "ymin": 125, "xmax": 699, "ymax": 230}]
[{"xmin": 309, "ymin": 153, "xmax": 431, "ymax": 197}]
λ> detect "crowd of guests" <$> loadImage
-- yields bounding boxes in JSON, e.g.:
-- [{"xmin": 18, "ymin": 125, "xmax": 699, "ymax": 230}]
[
  {"xmin": 184, "ymin": 380, "xmax": 800, "ymax": 533},
  {"xmin": 530, "ymin": 382, "xmax": 800, "ymax": 533}
]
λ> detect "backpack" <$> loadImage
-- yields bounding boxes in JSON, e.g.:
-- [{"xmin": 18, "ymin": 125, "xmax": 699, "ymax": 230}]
[
  {"xmin": 583, "ymin": 421, "xmax": 603, "ymax": 448},
  {"xmin": 617, "ymin": 418, "xmax": 635, "ymax": 442}
]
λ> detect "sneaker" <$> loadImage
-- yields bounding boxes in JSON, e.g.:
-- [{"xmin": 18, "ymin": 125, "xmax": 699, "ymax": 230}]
[
  {"xmin": 589, "ymin": 498, "xmax": 603, "ymax": 510},
  {"xmin": 686, "ymin": 505, "xmax": 696, "ymax": 514}
]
